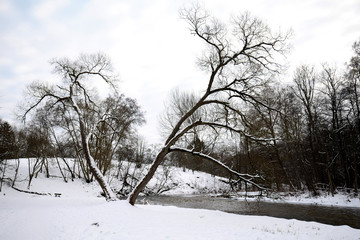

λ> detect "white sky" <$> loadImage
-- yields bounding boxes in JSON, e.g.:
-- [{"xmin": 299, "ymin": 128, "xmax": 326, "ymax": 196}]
[{"xmin": 0, "ymin": 0, "xmax": 359, "ymax": 144}]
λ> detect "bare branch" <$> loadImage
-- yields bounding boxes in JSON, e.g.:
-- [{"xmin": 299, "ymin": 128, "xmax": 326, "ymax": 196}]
[
  {"xmin": 129, "ymin": 5, "xmax": 290, "ymax": 205},
  {"xmin": 169, "ymin": 146, "xmax": 267, "ymax": 191}
]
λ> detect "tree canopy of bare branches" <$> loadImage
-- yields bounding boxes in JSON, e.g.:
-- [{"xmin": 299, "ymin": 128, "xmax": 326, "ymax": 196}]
[
  {"xmin": 128, "ymin": 5, "xmax": 290, "ymax": 205},
  {"xmin": 23, "ymin": 53, "xmax": 119, "ymax": 200}
]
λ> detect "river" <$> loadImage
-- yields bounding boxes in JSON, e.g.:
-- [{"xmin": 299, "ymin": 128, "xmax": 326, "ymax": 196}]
[{"xmin": 137, "ymin": 195, "xmax": 360, "ymax": 229}]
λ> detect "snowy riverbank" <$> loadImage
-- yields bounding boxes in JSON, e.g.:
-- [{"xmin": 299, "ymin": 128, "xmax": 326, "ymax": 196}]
[
  {"xmin": 1, "ymin": 159, "xmax": 360, "ymax": 239},
  {"xmin": 1, "ymin": 195, "xmax": 360, "ymax": 240}
]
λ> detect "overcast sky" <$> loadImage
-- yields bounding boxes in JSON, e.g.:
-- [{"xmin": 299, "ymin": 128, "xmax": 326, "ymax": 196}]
[{"xmin": 0, "ymin": 0, "xmax": 359, "ymax": 144}]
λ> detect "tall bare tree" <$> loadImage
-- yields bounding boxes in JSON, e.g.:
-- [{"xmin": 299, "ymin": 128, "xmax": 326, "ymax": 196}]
[
  {"xmin": 128, "ymin": 5, "xmax": 290, "ymax": 205},
  {"xmin": 292, "ymin": 65, "xmax": 320, "ymax": 194},
  {"xmin": 90, "ymin": 95, "xmax": 145, "ymax": 176},
  {"xmin": 345, "ymin": 39, "xmax": 360, "ymax": 193},
  {"xmin": 23, "ymin": 53, "xmax": 118, "ymax": 200},
  {"xmin": 318, "ymin": 64, "xmax": 348, "ymax": 194}
]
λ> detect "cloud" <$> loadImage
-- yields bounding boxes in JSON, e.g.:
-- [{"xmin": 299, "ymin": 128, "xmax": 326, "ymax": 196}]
[
  {"xmin": 31, "ymin": 0, "xmax": 70, "ymax": 20},
  {"xmin": 0, "ymin": 0, "xmax": 15, "ymax": 17}
]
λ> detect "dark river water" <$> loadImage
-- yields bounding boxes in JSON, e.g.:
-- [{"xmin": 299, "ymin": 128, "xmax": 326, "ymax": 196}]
[{"xmin": 137, "ymin": 195, "xmax": 360, "ymax": 229}]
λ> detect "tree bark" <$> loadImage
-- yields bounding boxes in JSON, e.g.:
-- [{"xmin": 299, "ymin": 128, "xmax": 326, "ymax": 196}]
[
  {"xmin": 128, "ymin": 147, "xmax": 169, "ymax": 205},
  {"xmin": 78, "ymin": 117, "xmax": 116, "ymax": 201}
]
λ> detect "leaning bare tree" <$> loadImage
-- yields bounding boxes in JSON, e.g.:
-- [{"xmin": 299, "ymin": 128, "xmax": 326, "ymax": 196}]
[
  {"xmin": 128, "ymin": 5, "xmax": 290, "ymax": 205},
  {"xmin": 23, "ymin": 53, "xmax": 118, "ymax": 200}
]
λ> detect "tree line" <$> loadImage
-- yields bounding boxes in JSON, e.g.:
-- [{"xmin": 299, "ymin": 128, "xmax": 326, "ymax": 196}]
[
  {"xmin": 168, "ymin": 57, "xmax": 360, "ymax": 197},
  {"xmin": 128, "ymin": 6, "xmax": 360, "ymax": 204}
]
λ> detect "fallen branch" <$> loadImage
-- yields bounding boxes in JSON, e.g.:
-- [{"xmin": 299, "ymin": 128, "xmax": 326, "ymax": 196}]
[{"xmin": 12, "ymin": 186, "xmax": 50, "ymax": 196}]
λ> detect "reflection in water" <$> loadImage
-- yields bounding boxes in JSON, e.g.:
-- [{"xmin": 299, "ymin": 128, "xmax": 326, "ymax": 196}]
[{"xmin": 138, "ymin": 195, "xmax": 360, "ymax": 229}]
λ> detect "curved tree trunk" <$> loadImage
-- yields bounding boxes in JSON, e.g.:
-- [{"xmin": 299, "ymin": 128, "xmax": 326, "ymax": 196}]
[
  {"xmin": 78, "ymin": 118, "xmax": 116, "ymax": 201},
  {"xmin": 72, "ymin": 99, "xmax": 116, "ymax": 201},
  {"xmin": 128, "ymin": 147, "xmax": 169, "ymax": 205}
]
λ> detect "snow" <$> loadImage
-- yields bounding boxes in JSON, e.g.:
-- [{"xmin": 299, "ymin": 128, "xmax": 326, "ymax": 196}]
[
  {"xmin": 165, "ymin": 168, "xmax": 230, "ymax": 195},
  {"xmin": 264, "ymin": 192, "xmax": 360, "ymax": 208},
  {"xmin": 1, "ymin": 194, "xmax": 359, "ymax": 240},
  {"xmin": 1, "ymin": 159, "xmax": 360, "ymax": 239},
  {"xmin": 226, "ymin": 191, "xmax": 360, "ymax": 208}
]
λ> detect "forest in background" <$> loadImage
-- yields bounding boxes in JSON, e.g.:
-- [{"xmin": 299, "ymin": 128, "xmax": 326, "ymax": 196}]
[{"xmin": 165, "ymin": 39, "xmax": 360, "ymax": 196}]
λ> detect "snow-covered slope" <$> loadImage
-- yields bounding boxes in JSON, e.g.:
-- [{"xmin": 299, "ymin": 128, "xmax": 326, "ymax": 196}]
[
  {"xmin": 1, "ymin": 158, "xmax": 360, "ymax": 206},
  {"xmin": 0, "ymin": 158, "xmax": 231, "ymax": 196}
]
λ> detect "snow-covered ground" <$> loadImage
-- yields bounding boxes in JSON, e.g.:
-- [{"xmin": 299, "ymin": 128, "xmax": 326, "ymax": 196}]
[
  {"xmin": 1, "ymin": 195, "xmax": 360, "ymax": 240},
  {"xmin": 156, "ymin": 167, "xmax": 360, "ymax": 208},
  {"xmin": 222, "ymin": 190, "xmax": 360, "ymax": 208},
  {"xmin": 263, "ymin": 191, "xmax": 360, "ymax": 208},
  {"xmin": 147, "ymin": 164, "xmax": 360, "ymax": 208},
  {"xmin": 0, "ymin": 158, "xmax": 360, "ymax": 239}
]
